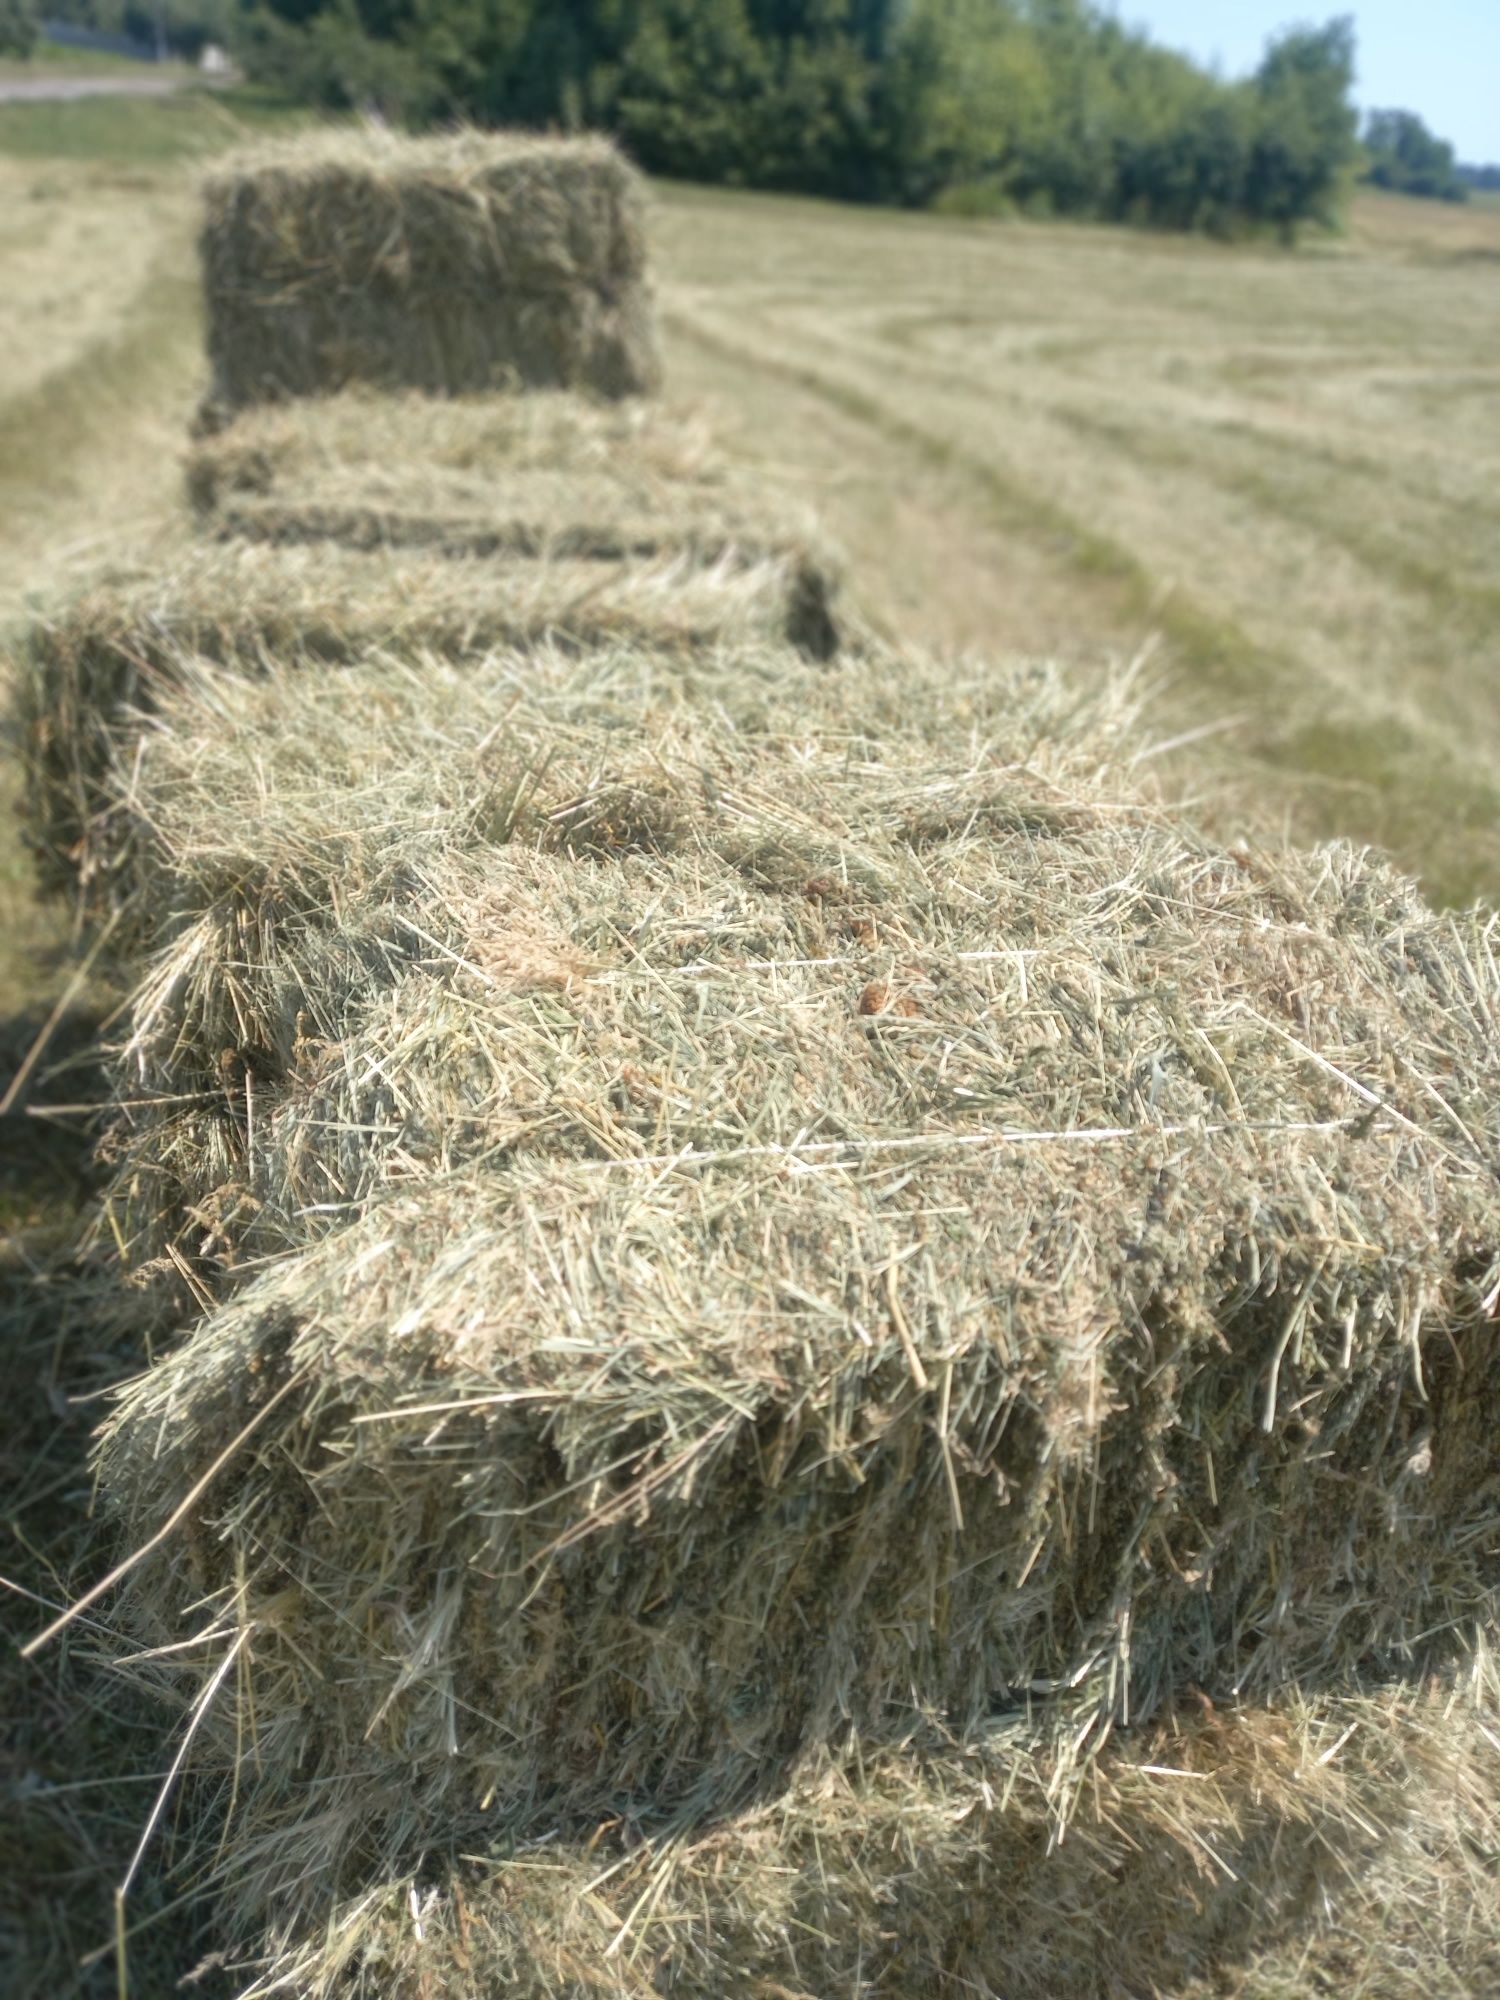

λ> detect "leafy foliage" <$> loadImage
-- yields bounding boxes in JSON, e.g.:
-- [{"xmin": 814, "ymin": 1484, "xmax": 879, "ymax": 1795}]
[
  {"xmin": 0, "ymin": 0, "xmax": 37, "ymax": 59},
  {"xmin": 230, "ymin": 0, "xmax": 1363, "ymax": 234},
  {"xmin": 1365, "ymin": 108, "xmax": 1468, "ymax": 203}
]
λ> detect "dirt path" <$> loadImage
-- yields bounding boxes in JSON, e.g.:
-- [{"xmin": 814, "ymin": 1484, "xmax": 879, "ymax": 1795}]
[{"xmin": 0, "ymin": 71, "xmax": 185, "ymax": 104}]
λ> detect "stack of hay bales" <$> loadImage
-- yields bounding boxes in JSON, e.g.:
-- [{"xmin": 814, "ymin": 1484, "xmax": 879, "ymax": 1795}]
[
  {"xmin": 9, "ymin": 126, "xmax": 1500, "ymax": 2000},
  {"xmin": 16, "ymin": 143, "xmax": 842, "ymax": 899}
]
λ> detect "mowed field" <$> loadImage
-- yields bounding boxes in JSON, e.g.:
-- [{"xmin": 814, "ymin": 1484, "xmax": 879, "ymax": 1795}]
[{"xmin": 661, "ymin": 184, "xmax": 1500, "ymax": 908}]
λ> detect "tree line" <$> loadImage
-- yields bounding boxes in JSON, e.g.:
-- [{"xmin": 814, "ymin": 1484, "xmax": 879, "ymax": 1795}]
[
  {"xmin": 1362, "ymin": 107, "xmax": 1467, "ymax": 203},
  {"xmin": 233, "ymin": 0, "xmax": 1364, "ymax": 239},
  {"xmin": 26, "ymin": 1, "xmax": 1480, "ymax": 241}
]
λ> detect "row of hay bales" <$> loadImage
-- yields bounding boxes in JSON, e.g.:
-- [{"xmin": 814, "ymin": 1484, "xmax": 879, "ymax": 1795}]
[{"xmin": 9, "ymin": 128, "xmax": 1500, "ymax": 1999}]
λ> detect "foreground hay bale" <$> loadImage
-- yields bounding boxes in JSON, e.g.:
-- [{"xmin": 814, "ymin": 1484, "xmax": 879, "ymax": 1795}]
[
  {"xmin": 13, "ymin": 540, "xmax": 840, "ymax": 894},
  {"xmin": 199, "ymin": 131, "xmax": 660, "ymax": 418},
  {"xmin": 90, "ymin": 640, "xmax": 1500, "ymax": 1949},
  {"xmin": 186, "ymin": 391, "xmax": 842, "ymax": 605},
  {"xmin": 228, "ymin": 1673, "xmax": 1500, "ymax": 1999}
]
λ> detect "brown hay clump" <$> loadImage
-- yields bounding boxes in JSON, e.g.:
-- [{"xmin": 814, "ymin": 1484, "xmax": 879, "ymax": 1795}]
[
  {"xmin": 198, "ymin": 130, "xmax": 660, "ymax": 420},
  {"xmin": 86, "ymin": 638, "xmax": 1500, "ymax": 1953},
  {"xmin": 12, "ymin": 538, "xmax": 842, "ymax": 897}
]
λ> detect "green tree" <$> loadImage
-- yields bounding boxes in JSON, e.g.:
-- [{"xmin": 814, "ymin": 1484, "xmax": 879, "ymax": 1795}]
[
  {"xmin": 1246, "ymin": 16, "xmax": 1359, "ymax": 240},
  {"xmin": 0, "ymin": 0, "xmax": 37, "ymax": 58},
  {"xmin": 608, "ymin": 0, "xmax": 770, "ymax": 184},
  {"xmin": 1364, "ymin": 108, "xmax": 1467, "ymax": 202},
  {"xmin": 230, "ymin": 0, "xmax": 1368, "ymax": 237}
]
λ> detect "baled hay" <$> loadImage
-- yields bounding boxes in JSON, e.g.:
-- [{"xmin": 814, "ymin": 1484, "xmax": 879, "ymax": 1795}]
[
  {"xmin": 92, "ymin": 641, "xmax": 1500, "ymax": 1939},
  {"xmin": 13, "ymin": 540, "xmax": 840, "ymax": 894},
  {"xmin": 186, "ymin": 390, "xmax": 841, "ymax": 607},
  {"xmin": 186, "ymin": 389, "xmax": 722, "ymax": 515},
  {"xmin": 199, "ymin": 130, "xmax": 659, "ymax": 418},
  {"xmin": 230, "ymin": 1656, "xmax": 1500, "ymax": 2000}
]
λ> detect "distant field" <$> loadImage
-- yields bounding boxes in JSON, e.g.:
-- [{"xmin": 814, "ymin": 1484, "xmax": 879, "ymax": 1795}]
[{"xmin": 660, "ymin": 181, "xmax": 1500, "ymax": 905}]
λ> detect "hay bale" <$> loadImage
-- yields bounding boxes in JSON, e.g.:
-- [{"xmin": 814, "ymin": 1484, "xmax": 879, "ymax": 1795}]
[
  {"xmin": 90, "ymin": 639, "xmax": 1500, "ymax": 1944},
  {"xmin": 187, "ymin": 388, "xmax": 720, "ymax": 514},
  {"xmin": 186, "ymin": 391, "xmax": 842, "ymax": 611},
  {"xmin": 230, "ymin": 1675, "xmax": 1500, "ymax": 2000},
  {"xmin": 12, "ymin": 540, "xmax": 842, "ymax": 895},
  {"xmin": 198, "ymin": 131, "xmax": 660, "ymax": 418}
]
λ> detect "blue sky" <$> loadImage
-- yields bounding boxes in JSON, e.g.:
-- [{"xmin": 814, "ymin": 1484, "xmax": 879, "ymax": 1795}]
[{"xmin": 1122, "ymin": 3, "xmax": 1499, "ymax": 161}]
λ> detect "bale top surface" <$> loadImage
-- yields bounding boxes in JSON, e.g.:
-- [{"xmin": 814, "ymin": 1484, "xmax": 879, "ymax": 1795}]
[{"xmin": 201, "ymin": 126, "xmax": 639, "ymax": 195}]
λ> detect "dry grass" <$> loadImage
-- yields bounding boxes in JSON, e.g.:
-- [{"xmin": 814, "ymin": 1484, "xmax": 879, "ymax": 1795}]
[
  {"xmin": 657, "ymin": 184, "xmax": 1500, "ymax": 905},
  {"xmin": 13, "ymin": 528, "xmax": 843, "ymax": 896},
  {"xmin": 199, "ymin": 129, "xmax": 660, "ymax": 418}
]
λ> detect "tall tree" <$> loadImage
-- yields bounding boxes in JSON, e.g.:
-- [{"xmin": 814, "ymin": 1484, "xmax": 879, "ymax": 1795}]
[
  {"xmin": 1246, "ymin": 16, "xmax": 1359, "ymax": 240},
  {"xmin": 1364, "ymin": 108, "xmax": 1467, "ymax": 202}
]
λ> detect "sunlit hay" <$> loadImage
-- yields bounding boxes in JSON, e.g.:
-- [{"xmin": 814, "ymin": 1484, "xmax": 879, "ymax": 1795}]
[
  {"xmin": 185, "ymin": 390, "xmax": 842, "ymax": 636},
  {"xmin": 186, "ymin": 388, "xmax": 722, "ymax": 517},
  {"xmin": 89, "ymin": 640, "xmax": 1500, "ymax": 1944},
  {"xmin": 198, "ymin": 130, "xmax": 660, "ymax": 423},
  {"xmin": 12, "ymin": 540, "xmax": 845, "ymax": 896},
  {"xmin": 234, "ymin": 1650, "xmax": 1500, "ymax": 2000},
  {"xmin": 83, "ymin": 640, "xmax": 1106, "ymax": 1298}
]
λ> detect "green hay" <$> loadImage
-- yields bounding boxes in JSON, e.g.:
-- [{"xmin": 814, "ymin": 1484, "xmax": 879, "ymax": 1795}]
[
  {"xmin": 79, "ymin": 638, "xmax": 1500, "ymax": 1956},
  {"xmin": 198, "ymin": 130, "xmax": 660, "ymax": 418}
]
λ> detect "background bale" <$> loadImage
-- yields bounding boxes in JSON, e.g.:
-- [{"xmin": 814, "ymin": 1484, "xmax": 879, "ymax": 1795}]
[
  {"xmin": 198, "ymin": 130, "xmax": 661, "ymax": 418},
  {"xmin": 88, "ymin": 640, "xmax": 1500, "ymax": 1945},
  {"xmin": 185, "ymin": 391, "xmax": 843, "ymax": 638},
  {"xmin": 186, "ymin": 389, "xmax": 721, "ymax": 514}
]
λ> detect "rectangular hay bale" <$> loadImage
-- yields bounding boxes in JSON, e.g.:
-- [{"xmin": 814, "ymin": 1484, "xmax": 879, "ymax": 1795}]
[
  {"xmin": 198, "ymin": 130, "xmax": 661, "ymax": 418},
  {"xmin": 11, "ymin": 538, "xmax": 839, "ymax": 895},
  {"xmin": 186, "ymin": 391, "xmax": 842, "ymax": 618},
  {"xmin": 88, "ymin": 640, "xmax": 1500, "ymax": 1951}
]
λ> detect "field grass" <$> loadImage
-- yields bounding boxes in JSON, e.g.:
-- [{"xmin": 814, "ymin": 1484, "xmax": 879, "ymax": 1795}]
[
  {"xmin": 0, "ymin": 99, "xmax": 1497, "ymax": 1997},
  {"xmin": 0, "ymin": 44, "xmax": 193, "ymax": 83},
  {"xmin": 657, "ymin": 180, "xmax": 1500, "ymax": 906}
]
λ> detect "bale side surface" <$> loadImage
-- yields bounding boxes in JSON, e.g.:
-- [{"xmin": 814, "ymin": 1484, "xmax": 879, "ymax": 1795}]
[
  {"xmin": 228, "ymin": 1671, "xmax": 1500, "ymax": 2000},
  {"xmin": 199, "ymin": 132, "xmax": 659, "ymax": 414}
]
